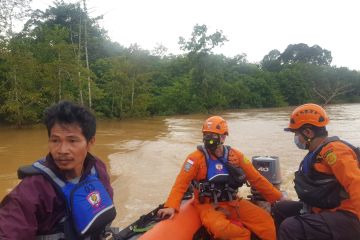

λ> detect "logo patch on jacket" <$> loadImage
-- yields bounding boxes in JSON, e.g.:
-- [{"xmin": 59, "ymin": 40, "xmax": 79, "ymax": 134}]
[
  {"xmin": 215, "ymin": 163, "xmax": 223, "ymax": 170},
  {"xmin": 243, "ymin": 156, "xmax": 251, "ymax": 164},
  {"xmin": 184, "ymin": 159, "xmax": 194, "ymax": 172},
  {"xmin": 87, "ymin": 191, "xmax": 102, "ymax": 208},
  {"xmin": 325, "ymin": 151, "xmax": 337, "ymax": 165}
]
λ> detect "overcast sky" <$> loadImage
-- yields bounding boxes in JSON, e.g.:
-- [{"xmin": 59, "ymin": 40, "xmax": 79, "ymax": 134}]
[{"xmin": 31, "ymin": 0, "xmax": 360, "ymax": 71}]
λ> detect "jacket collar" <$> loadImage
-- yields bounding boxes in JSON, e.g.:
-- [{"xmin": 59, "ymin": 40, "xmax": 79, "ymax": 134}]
[{"xmin": 44, "ymin": 153, "xmax": 97, "ymax": 181}]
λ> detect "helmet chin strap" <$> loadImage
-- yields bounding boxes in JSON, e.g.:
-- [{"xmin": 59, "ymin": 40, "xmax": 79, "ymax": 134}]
[{"xmin": 300, "ymin": 132, "xmax": 312, "ymax": 150}]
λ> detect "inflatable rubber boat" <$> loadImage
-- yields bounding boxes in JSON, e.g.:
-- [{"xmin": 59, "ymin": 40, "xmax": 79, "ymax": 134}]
[{"xmin": 110, "ymin": 156, "xmax": 281, "ymax": 240}]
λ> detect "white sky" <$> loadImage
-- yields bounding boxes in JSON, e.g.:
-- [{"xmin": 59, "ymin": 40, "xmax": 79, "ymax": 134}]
[{"xmin": 31, "ymin": 0, "xmax": 360, "ymax": 71}]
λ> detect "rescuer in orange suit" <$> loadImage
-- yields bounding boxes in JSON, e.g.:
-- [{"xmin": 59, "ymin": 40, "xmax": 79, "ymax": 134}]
[
  {"xmin": 272, "ymin": 103, "xmax": 360, "ymax": 240},
  {"xmin": 157, "ymin": 116, "xmax": 282, "ymax": 240}
]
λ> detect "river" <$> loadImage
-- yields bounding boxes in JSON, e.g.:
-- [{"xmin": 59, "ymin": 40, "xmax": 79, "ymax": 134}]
[{"xmin": 0, "ymin": 103, "xmax": 359, "ymax": 227}]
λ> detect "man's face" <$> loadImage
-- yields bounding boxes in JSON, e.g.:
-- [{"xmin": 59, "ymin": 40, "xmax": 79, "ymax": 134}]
[
  {"xmin": 293, "ymin": 130, "xmax": 310, "ymax": 150},
  {"xmin": 294, "ymin": 131, "xmax": 304, "ymax": 141},
  {"xmin": 48, "ymin": 123, "xmax": 94, "ymax": 179},
  {"xmin": 203, "ymin": 132, "xmax": 226, "ymax": 151}
]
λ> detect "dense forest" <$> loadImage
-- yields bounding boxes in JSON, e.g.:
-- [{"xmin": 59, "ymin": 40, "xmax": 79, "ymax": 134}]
[{"xmin": 1, "ymin": 1, "xmax": 360, "ymax": 126}]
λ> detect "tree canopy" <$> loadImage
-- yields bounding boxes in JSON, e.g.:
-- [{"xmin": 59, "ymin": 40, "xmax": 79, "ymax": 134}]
[{"xmin": 0, "ymin": 1, "xmax": 359, "ymax": 126}]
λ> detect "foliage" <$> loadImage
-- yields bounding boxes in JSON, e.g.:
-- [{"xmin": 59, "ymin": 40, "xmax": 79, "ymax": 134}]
[
  {"xmin": 0, "ymin": 2, "xmax": 359, "ymax": 126},
  {"xmin": 0, "ymin": 0, "xmax": 32, "ymax": 37},
  {"xmin": 280, "ymin": 43, "xmax": 332, "ymax": 66}
]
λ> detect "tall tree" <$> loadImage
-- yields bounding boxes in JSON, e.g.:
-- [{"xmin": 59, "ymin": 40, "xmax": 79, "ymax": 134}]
[
  {"xmin": 0, "ymin": 0, "xmax": 32, "ymax": 37},
  {"xmin": 280, "ymin": 43, "xmax": 332, "ymax": 66},
  {"xmin": 82, "ymin": 0, "xmax": 92, "ymax": 108},
  {"xmin": 32, "ymin": 25, "xmax": 81, "ymax": 102},
  {"xmin": 0, "ymin": 37, "xmax": 46, "ymax": 125},
  {"xmin": 309, "ymin": 66, "xmax": 355, "ymax": 105},
  {"xmin": 179, "ymin": 24, "xmax": 228, "ymax": 111},
  {"xmin": 261, "ymin": 49, "xmax": 282, "ymax": 72},
  {"xmin": 178, "ymin": 24, "xmax": 227, "ymax": 54}
]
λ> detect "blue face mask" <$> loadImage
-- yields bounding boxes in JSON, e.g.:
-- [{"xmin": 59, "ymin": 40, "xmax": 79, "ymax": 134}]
[{"xmin": 294, "ymin": 135, "xmax": 307, "ymax": 150}]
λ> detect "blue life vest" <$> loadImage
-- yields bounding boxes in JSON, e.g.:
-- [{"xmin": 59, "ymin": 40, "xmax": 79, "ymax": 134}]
[
  {"xmin": 192, "ymin": 146, "xmax": 246, "ymax": 203},
  {"xmin": 33, "ymin": 159, "xmax": 116, "ymax": 237},
  {"xmin": 294, "ymin": 136, "xmax": 360, "ymax": 209},
  {"xmin": 200, "ymin": 145, "xmax": 231, "ymax": 183},
  {"xmin": 299, "ymin": 151, "xmax": 317, "ymax": 174}
]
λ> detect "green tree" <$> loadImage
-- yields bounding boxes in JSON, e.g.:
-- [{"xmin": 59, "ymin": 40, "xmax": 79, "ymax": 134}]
[
  {"xmin": 280, "ymin": 43, "xmax": 332, "ymax": 66},
  {"xmin": 0, "ymin": 0, "xmax": 32, "ymax": 37},
  {"xmin": 277, "ymin": 65, "xmax": 312, "ymax": 105},
  {"xmin": 178, "ymin": 24, "xmax": 228, "ymax": 54},
  {"xmin": 0, "ymin": 37, "xmax": 46, "ymax": 125},
  {"xmin": 261, "ymin": 49, "xmax": 282, "ymax": 72},
  {"xmin": 179, "ymin": 24, "xmax": 228, "ymax": 112}
]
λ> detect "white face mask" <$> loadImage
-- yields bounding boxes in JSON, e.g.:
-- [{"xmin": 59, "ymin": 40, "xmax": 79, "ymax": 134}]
[{"xmin": 294, "ymin": 134, "xmax": 307, "ymax": 150}]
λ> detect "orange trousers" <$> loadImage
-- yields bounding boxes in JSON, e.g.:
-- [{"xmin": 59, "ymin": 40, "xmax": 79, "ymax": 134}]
[{"xmin": 195, "ymin": 199, "xmax": 276, "ymax": 240}]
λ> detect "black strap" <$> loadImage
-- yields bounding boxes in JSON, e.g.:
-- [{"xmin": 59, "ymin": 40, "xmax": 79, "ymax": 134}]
[
  {"xmin": 338, "ymin": 140, "xmax": 360, "ymax": 161},
  {"xmin": 113, "ymin": 204, "xmax": 164, "ymax": 239},
  {"xmin": 308, "ymin": 136, "xmax": 360, "ymax": 174},
  {"xmin": 192, "ymin": 225, "xmax": 213, "ymax": 240},
  {"xmin": 313, "ymin": 136, "xmax": 360, "ymax": 163},
  {"xmin": 17, "ymin": 165, "xmax": 41, "ymax": 179}
]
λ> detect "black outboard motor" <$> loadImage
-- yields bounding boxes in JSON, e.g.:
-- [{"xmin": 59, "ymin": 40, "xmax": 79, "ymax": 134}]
[{"xmin": 250, "ymin": 156, "xmax": 282, "ymax": 201}]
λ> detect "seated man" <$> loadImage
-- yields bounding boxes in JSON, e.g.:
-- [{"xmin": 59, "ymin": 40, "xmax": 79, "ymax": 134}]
[
  {"xmin": 273, "ymin": 103, "xmax": 360, "ymax": 240},
  {"xmin": 0, "ymin": 101, "xmax": 116, "ymax": 239},
  {"xmin": 158, "ymin": 116, "xmax": 282, "ymax": 240}
]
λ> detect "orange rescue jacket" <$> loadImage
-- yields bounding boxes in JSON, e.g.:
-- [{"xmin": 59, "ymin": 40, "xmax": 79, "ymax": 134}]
[
  {"xmin": 164, "ymin": 147, "xmax": 281, "ymax": 211},
  {"xmin": 313, "ymin": 141, "xmax": 360, "ymax": 219}
]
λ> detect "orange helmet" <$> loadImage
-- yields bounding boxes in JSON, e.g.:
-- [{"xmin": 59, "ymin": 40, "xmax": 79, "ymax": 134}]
[
  {"xmin": 284, "ymin": 103, "xmax": 329, "ymax": 131},
  {"xmin": 202, "ymin": 116, "xmax": 229, "ymax": 135}
]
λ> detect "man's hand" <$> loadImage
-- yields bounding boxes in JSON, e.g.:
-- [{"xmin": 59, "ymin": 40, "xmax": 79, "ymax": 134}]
[
  {"xmin": 157, "ymin": 207, "xmax": 176, "ymax": 219},
  {"xmin": 279, "ymin": 191, "xmax": 289, "ymax": 201}
]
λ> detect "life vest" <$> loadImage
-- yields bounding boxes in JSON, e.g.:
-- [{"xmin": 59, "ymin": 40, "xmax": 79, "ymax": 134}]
[
  {"xmin": 294, "ymin": 136, "xmax": 360, "ymax": 209},
  {"xmin": 18, "ymin": 159, "xmax": 116, "ymax": 239},
  {"xmin": 192, "ymin": 145, "xmax": 246, "ymax": 204}
]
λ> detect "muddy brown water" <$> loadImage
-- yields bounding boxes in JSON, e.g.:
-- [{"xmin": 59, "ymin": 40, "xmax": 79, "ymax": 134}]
[{"xmin": 1, "ymin": 103, "xmax": 359, "ymax": 227}]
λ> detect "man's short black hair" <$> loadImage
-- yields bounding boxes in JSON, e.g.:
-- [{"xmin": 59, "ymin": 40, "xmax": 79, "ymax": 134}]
[{"xmin": 43, "ymin": 101, "xmax": 96, "ymax": 142}]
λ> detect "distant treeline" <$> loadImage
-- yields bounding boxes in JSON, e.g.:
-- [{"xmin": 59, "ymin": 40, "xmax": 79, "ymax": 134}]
[{"xmin": 1, "ymin": 1, "xmax": 360, "ymax": 126}]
